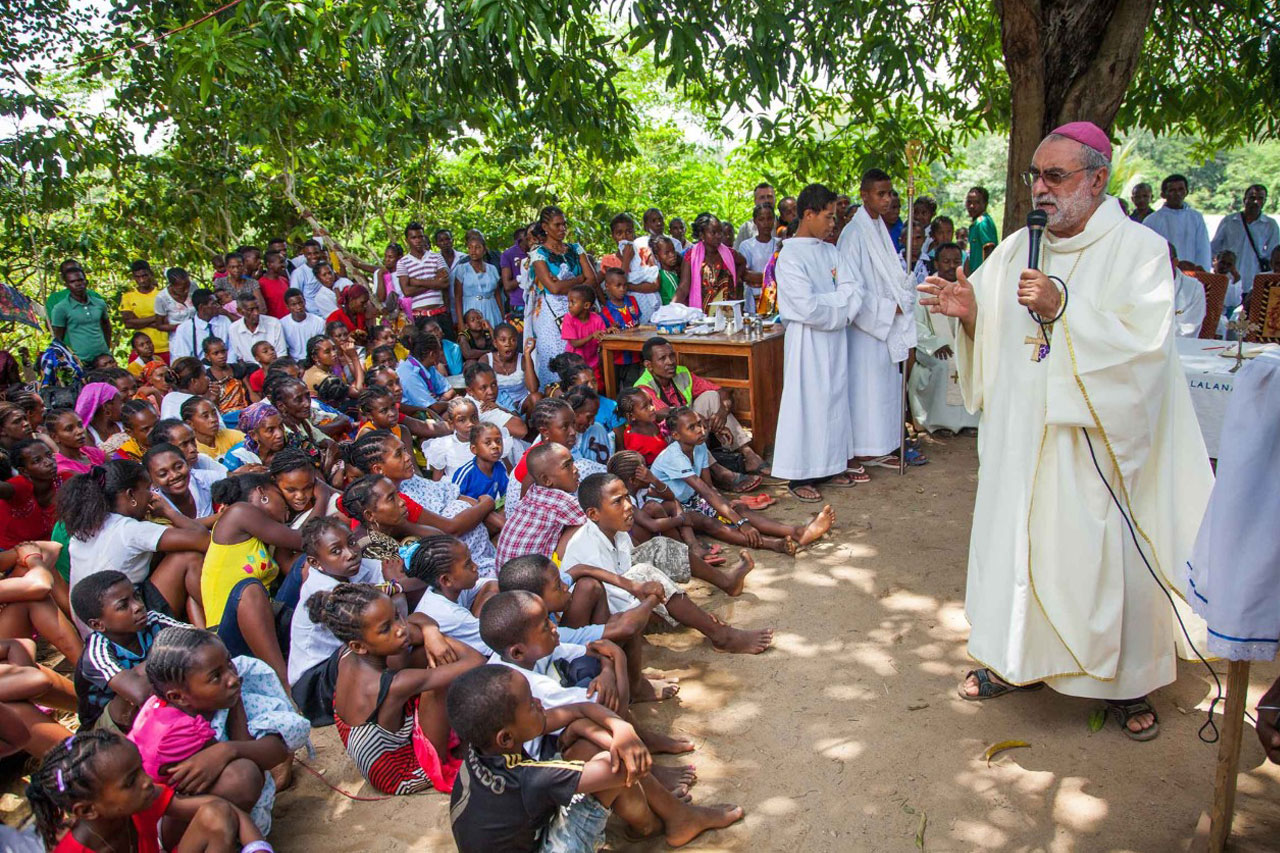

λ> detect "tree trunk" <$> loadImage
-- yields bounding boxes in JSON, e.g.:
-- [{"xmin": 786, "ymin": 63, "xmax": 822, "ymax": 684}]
[
  {"xmin": 280, "ymin": 171, "xmax": 370, "ymax": 289},
  {"xmin": 997, "ymin": 0, "xmax": 1157, "ymax": 237}
]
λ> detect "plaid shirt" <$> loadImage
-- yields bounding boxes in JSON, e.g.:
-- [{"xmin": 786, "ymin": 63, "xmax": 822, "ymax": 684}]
[{"xmin": 495, "ymin": 485, "xmax": 588, "ymax": 568}]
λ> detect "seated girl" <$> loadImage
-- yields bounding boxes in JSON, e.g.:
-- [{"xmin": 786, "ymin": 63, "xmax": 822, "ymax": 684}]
[
  {"xmin": 0, "ymin": 635, "xmax": 77, "ymax": 758},
  {"xmin": 341, "ymin": 433, "xmax": 496, "ymax": 574},
  {"xmin": 366, "ymin": 365, "xmax": 452, "ymax": 443},
  {"xmin": 182, "ymin": 396, "xmax": 244, "ymax": 462},
  {"xmin": 220, "ymin": 401, "xmax": 287, "ymax": 473},
  {"xmin": 269, "ymin": 448, "xmax": 343, "ymax": 575},
  {"xmin": 264, "ymin": 375, "xmax": 341, "ymax": 475},
  {"xmin": 159, "ymin": 357, "xmax": 210, "ymax": 422},
  {"xmin": 61, "ymin": 459, "xmax": 208, "ymax": 625},
  {"xmin": 304, "ymin": 334, "xmax": 364, "ymax": 399},
  {"xmin": 362, "ymin": 325, "xmax": 408, "ymax": 369},
  {"xmin": 650, "ymin": 407, "xmax": 834, "ymax": 556},
  {"xmin": 143, "ymin": 443, "xmax": 219, "ymax": 526},
  {"xmin": 547, "ymin": 352, "xmax": 621, "ymax": 431},
  {"xmin": 310, "ymin": 583, "xmax": 483, "ymax": 794},
  {"xmin": 619, "ymin": 386, "xmax": 666, "ymax": 465},
  {"xmin": 309, "ymin": 375, "xmax": 358, "ymax": 439},
  {"xmin": 405, "ymin": 534, "xmax": 498, "ymax": 656},
  {"xmin": 27, "ymin": 730, "xmax": 266, "ymax": 853},
  {"xmin": 463, "ymin": 361, "xmax": 529, "ymax": 440},
  {"xmin": 0, "ymin": 439, "xmax": 62, "ymax": 550},
  {"xmin": 47, "ymin": 408, "xmax": 107, "ymax": 483},
  {"xmin": 75, "ymin": 381, "xmax": 125, "ymax": 449},
  {"xmin": 508, "ymin": 398, "xmax": 608, "ymax": 508},
  {"xmin": 424, "ymin": 398, "xmax": 514, "ymax": 479},
  {"xmin": 395, "ymin": 331, "xmax": 455, "ymax": 414},
  {"xmin": 356, "ymin": 386, "xmax": 422, "ymax": 473},
  {"xmin": 149, "ymin": 418, "xmax": 227, "ymax": 476},
  {"xmin": 457, "ymin": 308, "xmax": 495, "ymax": 363},
  {"xmin": 325, "ymin": 320, "xmax": 367, "ymax": 381},
  {"xmin": 128, "ymin": 626, "xmax": 310, "ymax": 834},
  {"xmin": 203, "ymin": 337, "xmax": 251, "ymax": 416},
  {"xmin": 201, "ymin": 474, "xmax": 304, "ymax": 689},
  {"xmin": 482, "ymin": 323, "xmax": 540, "ymax": 415},
  {"xmin": 565, "ymin": 384, "xmax": 610, "ymax": 464},
  {"xmin": 133, "ymin": 362, "xmax": 171, "ymax": 412},
  {"xmin": 113, "ymin": 400, "xmax": 159, "ymax": 462}
]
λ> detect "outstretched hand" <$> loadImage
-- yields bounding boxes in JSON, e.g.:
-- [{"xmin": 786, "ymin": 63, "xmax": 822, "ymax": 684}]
[{"xmin": 917, "ymin": 268, "xmax": 977, "ymax": 324}]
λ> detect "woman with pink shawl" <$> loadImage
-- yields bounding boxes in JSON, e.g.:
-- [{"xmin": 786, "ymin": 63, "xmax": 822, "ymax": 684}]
[{"xmin": 676, "ymin": 212, "xmax": 743, "ymax": 312}]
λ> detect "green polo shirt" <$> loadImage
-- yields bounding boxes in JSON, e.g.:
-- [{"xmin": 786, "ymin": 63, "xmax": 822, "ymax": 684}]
[{"xmin": 49, "ymin": 293, "xmax": 111, "ymax": 360}]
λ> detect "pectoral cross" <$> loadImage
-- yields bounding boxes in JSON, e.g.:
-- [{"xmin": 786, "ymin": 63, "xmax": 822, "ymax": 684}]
[{"xmin": 1024, "ymin": 327, "xmax": 1051, "ymax": 362}]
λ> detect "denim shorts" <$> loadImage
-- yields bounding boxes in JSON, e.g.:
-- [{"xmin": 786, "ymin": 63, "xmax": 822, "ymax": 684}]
[{"xmin": 538, "ymin": 794, "xmax": 610, "ymax": 853}]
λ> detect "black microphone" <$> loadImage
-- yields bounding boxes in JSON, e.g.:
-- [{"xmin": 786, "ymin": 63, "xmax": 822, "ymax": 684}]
[{"xmin": 1026, "ymin": 209, "xmax": 1048, "ymax": 271}]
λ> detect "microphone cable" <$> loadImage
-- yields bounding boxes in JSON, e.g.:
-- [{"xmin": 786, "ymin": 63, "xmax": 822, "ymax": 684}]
[{"xmin": 1080, "ymin": 427, "xmax": 1228, "ymax": 743}]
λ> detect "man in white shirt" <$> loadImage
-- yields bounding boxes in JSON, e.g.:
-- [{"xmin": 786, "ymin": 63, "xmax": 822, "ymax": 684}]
[
  {"xmin": 228, "ymin": 290, "xmax": 287, "ymax": 363},
  {"xmin": 634, "ymin": 208, "xmax": 684, "ymax": 257},
  {"xmin": 279, "ymin": 287, "xmax": 326, "ymax": 359},
  {"xmin": 395, "ymin": 220, "xmax": 452, "ymax": 334},
  {"xmin": 1211, "ymin": 184, "xmax": 1279, "ymax": 302},
  {"xmin": 734, "ymin": 182, "xmax": 776, "ymax": 249},
  {"xmin": 1142, "ymin": 174, "xmax": 1212, "ymax": 270},
  {"xmin": 169, "ymin": 289, "xmax": 236, "ymax": 362}
]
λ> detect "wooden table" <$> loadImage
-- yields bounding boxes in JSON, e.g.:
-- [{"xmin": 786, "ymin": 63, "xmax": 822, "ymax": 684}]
[{"xmin": 598, "ymin": 325, "xmax": 785, "ymax": 454}]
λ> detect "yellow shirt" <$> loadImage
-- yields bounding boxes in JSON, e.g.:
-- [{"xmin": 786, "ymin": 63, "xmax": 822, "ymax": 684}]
[
  {"xmin": 201, "ymin": 530, "xmax": 278, "ymax": 627},
  {"xmin": 120, "ymin": 289, "xmax": 169, "ymax": 353},
  {"xmin": 364, "ymin": 344, "xmax": 409, "ymax": 367},
  {"xmin": 196, "ymin": 427, "xmax": 245, "ymax": 461}
]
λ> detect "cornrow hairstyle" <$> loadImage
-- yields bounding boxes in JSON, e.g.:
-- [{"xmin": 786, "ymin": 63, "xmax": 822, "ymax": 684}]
[
  {"xmin": 369, "ymin": 344, "xmax": 397, "ymax": 365},
  {"xmin": 210, "ymin": 471, "xmax": 274, "ymax": 506},
  {"xmin": 341, "ymin": 474, "xmax": 387, "ymax": 522},
  {"xmin": 548, "ymin": 352, "xmax": 586, "ymax": 385},
  {"xmin": 324, "ymin": 319, "xmax": 347, "ymax": 338},
  {"xmin": 315, "ymin": 375, "xmax": 351, "ymax": 407},
  {"xmin": 463, "ymin": 361, "xmax": 496, "ymax": 388},
  {"xmin": 70, "ymin": 569, "xmax": 132, "ymax": 624},
  {"xmin": 446, "ymin": 665, "xmax": 521, "ymax": 751},
  {"xmin": 404, "ymin": 534, "xmax": 463, "ymax": 589},
  {"xmin": 606, "ymin": 449, "xmax": 645, "ymax": 484},
  {"xmin": 304, "ymin": 335, "xmax": 330, "ymax": 368},
  {"xmin": 269, "ymin": 447, "xmax": 316, "ymax": 478},
  {"xmin": 148, "ymin": 418, "xmax": 186, "ymax": 448},
  {"xmin": 529, "ymin": 397, "xmax": 573, "ymax": 436},
  {"xmin": 478, "ymin": 590, "xmax": 541, "ymax": 654},
  {"xmin": 498, "ymin": 554, "xmax": 556, "ymax": 595},
  {"xmin": 617, "ymin": 387, "xmax": 648, "ymax": 421},
  {"xmin": 264, "ymin": 373, "xmax": 307, "ymax": 406},
  {"xmin": 306, "ymin": 583, "xmax": 385, "ymax": 643},
  {"xmin": 468, "ymin": 422, "xmax": 501, "ymax": 444},
  {"xmin": 563, "ymin": 383, "xmax": 598, "ymax": 412},
  {"xmin": 342, "ymin": 429, "xmax": 396, "ymax": 475},
  {"xmin": 57, "ymin": 459, "xmax": 148, "ymax": 540},
  {"xmin": 445, "ymin": 397, "xmax": 477, "ymax": 423},
  {"xmin": 142, "ymin": 442, "xmax": 185, "ymax": 473},
  {"xmin": 121, "ymin": 397, "xmax": 155, "ymax": 425},
  {"xmin": 266, "ymin": 356, "xmax": 300, "ymax": 376},
  {"xmin": 43, "ymin": 406, "xmax": 78, "ymax": 431},
  {"xmin": 357, "ymin": 385, "xmax": 394, "ymax": 414},
  {"xmin": 663, "ymin": 404, "xmax": 696, "ymax": 435},
  {"xmin": 170, "ymin": 357, "xmax": 205, "ymax": 390},
  {"xmin": 367, "ymin": 365, "xmax": 398, "ymax": 388},
  {"xmin": 10, "ymin": 437, "xmax": 49, "ymax": 471},
  {"xmin": 145, "ymin": 626, "xmax": 224, "ymax": 696},
  {"xmin": 27, "ymin": 730, "xmax": 128, "ymax": 849},
  {"xmin": 409, "ymin": 331, "xmax": 441, "ymax": 361},
  {"xmin": 300, "ymin": 516, "xmax": 348, "ymax": 558},
  {"xmin": 12, "ymin": 390, "xmax": 43, "ymax": 415},
  {"xmin": 178, "ymin": 395, "xmax": 205, "ymax": 422}
]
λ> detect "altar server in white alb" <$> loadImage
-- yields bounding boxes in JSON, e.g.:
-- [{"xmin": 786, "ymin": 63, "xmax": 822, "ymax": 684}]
[
  {"xmin": 908, "ymin": 242, "xmax": 980, "ymax": 433},
  {"xmin": 771, "ymin": 183, "xmax": 865, "ymax": 502},
  {"xmin": 1169, "ymin": 244, "xmax": 1207, "ymax": 338},
  {"xmin": 917, "ymin": 122, "xmax": 1213, "ymax": 741},
  {"xmin": 837, "ymin": 169, "xmax": 919, "ymax": 470}
]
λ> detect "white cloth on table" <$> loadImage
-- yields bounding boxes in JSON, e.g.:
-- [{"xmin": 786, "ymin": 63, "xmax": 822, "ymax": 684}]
[
  {"xmin": 1188, "ymin": 351, "xmax": 1280, "ymax": 659},
  {"xmin": 771, "ymin": 237, "xmax": 860, "ymax": 480},
  {"xmin": 1143, "ymin": 204, "xmax": 1212, "ymax": 271},
  {"xmin": 956, "ymin": 196, "xmax": 1213, "ymax": 699},
  {"xmin": 1174, "ymin": 271, "xmax": 1207, "ymax": 337},
  {"xmin": 837, "ymin": 206, "xmax": 918, "ymax": 457}
]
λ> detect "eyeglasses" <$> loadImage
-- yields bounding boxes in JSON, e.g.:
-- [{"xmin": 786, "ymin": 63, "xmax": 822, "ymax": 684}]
[{"xmin": 1021, "ymin": 167, "xmax": 1090, "ymax": 188}]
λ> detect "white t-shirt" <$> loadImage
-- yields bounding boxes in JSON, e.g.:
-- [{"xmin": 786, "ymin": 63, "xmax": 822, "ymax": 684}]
[
  {"xmin": 288, "ymin": 557, "xmax": 382, "ymax": 685},
  {"xmin": 424, "ymin": 433, "xmax": 480, "ymax": 477},
  {"xmin": 157, "ymin": 468, "xmax": 219, "ymax": 520},
  {"xmin": 489, "ymin": 643, "xmax": 590, "ymax": 757},
  {"xmin": 280, "ymin": 313, "xmax": 327, "ymax": 360},
  {"xmin": 159, "ymin": 391, "xmax": 195, "ymax": 421},
  {"xmin": 69, "ymin": 514, "xmax": 167, "ymax": 628},
  {"xmin": 739, "ymin": 235, "xmax": 777, "ymax": 275},
  {"xmin": 561, "ymin": 520, "xmax": 658, "ymax": 617},
  {"xmin": 152, "ymin": 288, "xmax": 196, "ymax": 329},
  {"xmin": 413, "ymin": 580, "xmax": 495, "ymax": 656}
]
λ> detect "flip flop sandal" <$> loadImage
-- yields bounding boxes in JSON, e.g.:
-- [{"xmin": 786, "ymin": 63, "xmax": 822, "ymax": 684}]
[
  {"xmin": 957, "ymin": 668, "xmax": 1046, "ymax": 701},
  {"xmin": 1107, "ymin": 699, "xmax": 1160, "ymax": 742},
  {"xmin": 863, "ymin": 455, "xmax": 900, "ymax": 469},
  {"xmin": 905, "ymin": 446, "xmax": 929, "ymax": 466},
  {"xmin": 787, "ymin": 483, "xmax": 824, "ymax": 503},
  {"xmin": 846, "ymin": 465, "xmax": 871, "ymax": 484},
  {"xmin": 728, "ymin": 473, "xmax": 763, "ymax": 493},
  {"xmin": 824, "ymin": 472, "xmax": 859, "ymax": 487},
  {"xmin": 738, "ymin": 493, "xmax": 777, "ymax": 509}
]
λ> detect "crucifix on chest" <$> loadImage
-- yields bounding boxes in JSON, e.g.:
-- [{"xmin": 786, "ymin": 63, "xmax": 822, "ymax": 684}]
[{"xmin": 1025, "ymin": 325, "xmax": 1052, "ymax": 362}]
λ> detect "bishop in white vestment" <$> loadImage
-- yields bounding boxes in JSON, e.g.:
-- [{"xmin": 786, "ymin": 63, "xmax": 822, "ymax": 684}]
[
  {"xmin": 919, "ymin": 123, "xmax": 1213, "ymax": 739},
  {"xmin": 837, "ymin": 171, "xmax": 917, "ymax": 459}
]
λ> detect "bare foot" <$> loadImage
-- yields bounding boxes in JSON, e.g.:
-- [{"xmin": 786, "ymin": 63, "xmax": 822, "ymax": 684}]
[
  {"xmin": 767, "ymin": 536, "xmax": 797, "ymax": 556},
  {"xmin": 652, "ymin": 763, "xmax": 698, "ymax": 797},
  {"xmin": 711, "ymin": 625, "xmax": 773, "ymax": 654},
  {"xmin": 633, "ymin": 676, "xmax": 680, "ymax": 703},
  {"xmin": 664, "ymin": 802, "xmax": 745, "ymax": 847},
  {"xmin": 723, "ymin": 550, "xmax": 755, "ymax": 597},
  {"xmin": 795, "ymin": 504, "xmax": 835, "ymax": 546},
  {"xmin": 270, "ymin": 756, "xmax": 295, "ymax": 792},
  {"xmin": 639, "ymin": 727, "xmax": 697, "ymax": 754}
]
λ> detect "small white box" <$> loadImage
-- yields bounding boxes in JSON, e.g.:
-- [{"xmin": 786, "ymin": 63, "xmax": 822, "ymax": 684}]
[{"xmin": 709, "ymin": 300, "xmax": 744, "ymax": 333}]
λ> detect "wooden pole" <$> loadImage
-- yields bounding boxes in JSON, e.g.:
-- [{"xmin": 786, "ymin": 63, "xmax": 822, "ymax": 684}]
[{"xmin": 1208, "ymin": 659, "xmax": 1251, "ymax": 852}]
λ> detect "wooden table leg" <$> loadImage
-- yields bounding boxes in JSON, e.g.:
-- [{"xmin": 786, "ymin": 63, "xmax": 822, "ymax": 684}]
[{"xmin": 1209, "ymin": 659, "xmax": 1251, "ymax": 852}]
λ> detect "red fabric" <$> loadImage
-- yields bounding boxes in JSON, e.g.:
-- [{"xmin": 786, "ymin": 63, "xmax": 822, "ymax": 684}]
[
  {"xmin": 248, "ymin": 369, "xmax": 265, "ymax": 394},
  {"xmin": 512, "ymin": 445, "xmax": 533, "ymax": 485},
  {"xmin": 258, "ymin": 276, "xmax": 291, "ymax": 318},
  {"xmin": 640, "ymin": 372, "xmax": 721, "ymax": 411},
  {"xmin": 53, "ymin": 783, "xmax": 173, "ymax": 853},
  {"xmin": 326, "ymin": 309, "xmax": 367, "ymax": 334},
  {"xmin": 623, "ymin": 428, "xmax": 667, "ymax": 466},
  {"xmin": 0, "ymin": 476, "xmax": 57, "ymax": 548}
]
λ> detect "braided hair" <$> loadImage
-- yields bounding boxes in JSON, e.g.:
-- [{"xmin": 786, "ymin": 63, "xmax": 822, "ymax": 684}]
[
  {"xmin": 663, "ymin": 404, "xmax": 695, "ymax": 435},
  {"xmin": 529, "ymin": 397, "xmax": 572, "ymax": 437},
  {"xmin": 264, "ymin": 373, "xmax": 307, "ymax": 407},
  {"xmin": 606, "ymin": 449, "xmax": 645, "ymax": 483},
  {"xmin": 57, "ymin": 459, "xmax": 148, "ymax": 539},
  {"xmin": 145, "ymin": 626, "xmax": 224, "ymax": 697},
  {"xmin": 405, "ymin": 534, "xmax": 463, "ymax": 589},
  {"xmin": 269, "ymin": 446, "xmax": 316, "ymax": 478},
  {"xmin": 300, "ymin": 516, "xmax": 348, "ymax": 558},
  {"xmin": 210, "ymin": 471, "xmax": 275, "ymax": 506},
  {"xmin": 306, "ymin": 583, "xmax": 385, "ymax": 643},
  {"xmin": 27, "ymin": 731, "xmax": 125, "ymax": 849},
  {"xmin": 356, "ymin": 385, "xmax": 394, "ymax": 415},
  {"xmin": 617, "ymin": 387, "xmax": 648, "ymax": 421},
  {"xmin": 304, "ymin": 335, "xmax": 331, "ymax": 369},
  {"xmin": 343, "ymin": 429, "xmax": 396, "ymax": 476},
  {"xmin": 342, "ymin": 473, "xmax": 387, "ymax": 522},
  {"xmin": 549, "ymin": 352, "xmax": 588, "ymax": 386},
  {"xmin": 563, "ymin": 383, "xmax": 598, "ymax": 413}
]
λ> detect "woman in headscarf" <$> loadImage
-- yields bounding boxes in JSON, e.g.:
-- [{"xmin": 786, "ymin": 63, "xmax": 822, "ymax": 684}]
[
  {"xmin": 676, "ymin": 212, "xmax": 742, "ymax": 313},
  {"xmin": 326, "ymin": 282, "xmax": 372, "ymax": 344},
  {"xmin": 74, "ymin": 382, "xmax": 124, "ymax": 448},
  {"xmin": 220, "ymin": 400, "xmax": 287, "ymax": 472},
  {"xmin": 133, "ymin": 360, "xmax": 172, "ymax": 411}
]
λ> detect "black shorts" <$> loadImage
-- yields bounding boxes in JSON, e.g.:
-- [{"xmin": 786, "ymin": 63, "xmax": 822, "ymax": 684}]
[{"xmin": 291, "ymin": 647, "xmax": 342, "ymax": 727}]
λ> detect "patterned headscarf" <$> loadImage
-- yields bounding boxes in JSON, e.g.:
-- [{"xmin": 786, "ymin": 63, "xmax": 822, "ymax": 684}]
[{"xmin": 238, "ymin": 401, "xmax": 280, "ymax": 453}]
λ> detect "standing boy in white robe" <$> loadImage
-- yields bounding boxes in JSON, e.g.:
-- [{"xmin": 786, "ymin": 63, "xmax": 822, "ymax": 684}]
[
  {"xmin": 918, "ymin": 122, "xmax": 1213, "ymax": 741},
  {"xmin": 772, "ymin": 183, "xmax": 865, "ymax": 502},
  {"xmin": 837, "ymin": 169, "xmax": 919, "ymax": 472}
]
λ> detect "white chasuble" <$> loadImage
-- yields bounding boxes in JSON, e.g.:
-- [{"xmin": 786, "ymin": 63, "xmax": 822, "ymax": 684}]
[{"xmin": 956, "ymin": 196, "xmax": 1213, "ymax": 699}]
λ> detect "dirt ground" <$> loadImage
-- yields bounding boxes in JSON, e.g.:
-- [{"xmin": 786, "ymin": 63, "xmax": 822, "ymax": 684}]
[{"xmin": 9, "ymin": 435, "xmax": 1280, "ymax": 851}]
